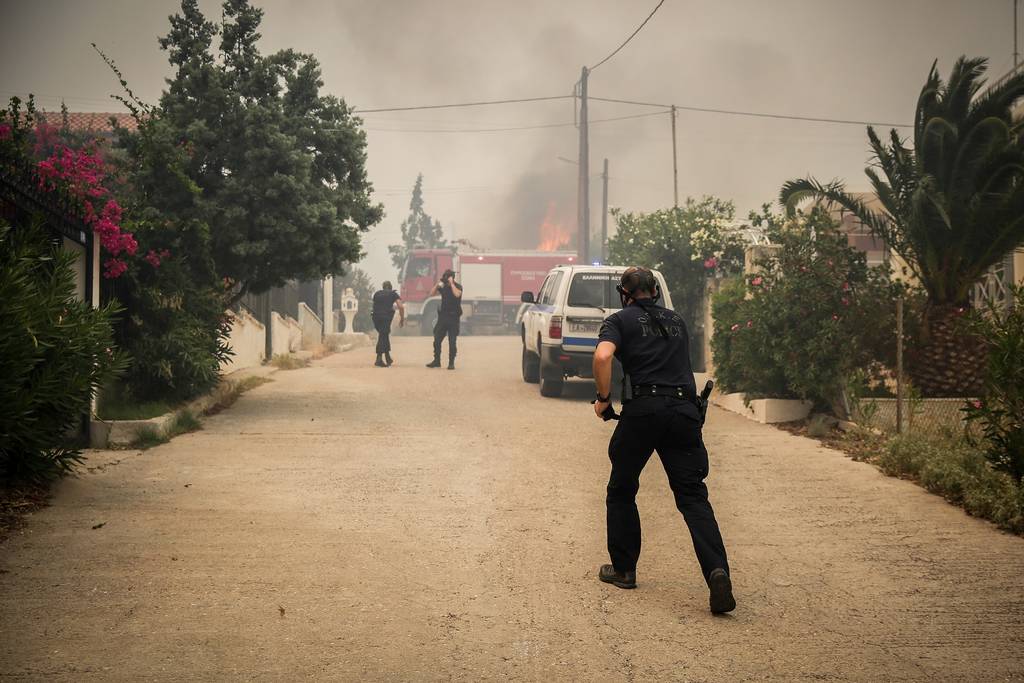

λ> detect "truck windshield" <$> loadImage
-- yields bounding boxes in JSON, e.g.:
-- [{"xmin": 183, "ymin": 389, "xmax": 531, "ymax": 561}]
[
  {"xmin": 567, "ymin": 272, "xmax": 622, "ymax": 310},
  {"xmin": 407, "ymin": 257, "xmax": 432, "ymax": 278}
]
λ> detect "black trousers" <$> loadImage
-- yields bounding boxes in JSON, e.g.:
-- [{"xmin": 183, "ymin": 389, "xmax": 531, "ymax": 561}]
[
  {"xmin": 373, "ymin": 317, "xmax": 393, "ymax": 355},
  {"xmin": 607, "ymin": 407, "xmax": 729, "ymax": 583},
  {"xmin": 432, "ymin": 313, "xmax": 460, "ymax": 361}
]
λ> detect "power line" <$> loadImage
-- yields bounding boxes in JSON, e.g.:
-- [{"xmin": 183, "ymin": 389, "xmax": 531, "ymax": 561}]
[
  {"xmin": 589, "ymin": 0, "xmax": 666, "ymax": 72},
  {"xmin": 352, "ymin": 94, "xmax": 572, "ymax": 114},
  {"xmin": 359, "ymin": 109, "xmax": 669, "ymax": 134},
  {"xmin": 589, "ymin": 95, "xmax": 913, "ymax": 128}
]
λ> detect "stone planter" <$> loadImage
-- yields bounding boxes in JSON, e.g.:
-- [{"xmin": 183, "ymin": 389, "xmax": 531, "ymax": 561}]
[{"xmin": 714, "ymin": 392, "xmax": 813, "ymax": 424}]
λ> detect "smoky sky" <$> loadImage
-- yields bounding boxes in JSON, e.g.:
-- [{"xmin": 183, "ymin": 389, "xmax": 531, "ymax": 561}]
[{"xmin": 0, "ymin": 0, "xmax": 1013, "ymax": 285}]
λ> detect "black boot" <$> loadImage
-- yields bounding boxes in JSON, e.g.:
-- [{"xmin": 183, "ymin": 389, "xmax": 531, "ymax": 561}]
[
  {"xmin": 374, "ymin": 354, "xmax": 386, "ymax": 367},
  {"xmin": 447, "ymin": 359, "xmax": 455, "ymax": 370},
  {"xmin": 426, "ymin": 358, "xmax": 441, "ymax": 368},
  {"xmin": 708, "ymin": 568, "xmax": 736, "ymax": 614},
  {"xmin": 598, "ymin": 564, "xmax": 636, "ymax": 589},
  {"xmin": 384, "ymin": 352, "xmax": 393, "ymax": 366}
]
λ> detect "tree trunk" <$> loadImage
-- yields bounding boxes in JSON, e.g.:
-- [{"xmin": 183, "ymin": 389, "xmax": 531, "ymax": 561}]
[{"xmin": 906, "ymin": 304, "xmax": 986, "ymax": 397}]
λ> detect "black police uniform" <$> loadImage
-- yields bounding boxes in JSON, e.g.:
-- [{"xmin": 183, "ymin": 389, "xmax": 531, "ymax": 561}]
[
  {"xmin": 431, "ymin": 281, "xmax": 463, "ymax": 364},
  {"xmin": 371, "ymin": 289, "xmax": 401, "ymax": 356},
  {"xmin": 598, "ymin": 299, "xmax": 730, "ymax": 584}
]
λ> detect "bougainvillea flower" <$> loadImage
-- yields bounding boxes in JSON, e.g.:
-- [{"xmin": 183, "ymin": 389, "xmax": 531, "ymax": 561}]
[
  {"xmin": 730, "ymin": 323, "xmax": 740, "ymax": 331},
  {"xmin": 751, "ymin": 276, "xmax": 763, "ymax": 286},
  {"xmin": 704, "ymin": 256, "xmax": 718, "ymax": 269}
]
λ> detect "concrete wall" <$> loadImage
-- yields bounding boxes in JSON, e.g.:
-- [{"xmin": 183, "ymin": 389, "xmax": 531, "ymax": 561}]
[
  {"xmin": 221, "ymin": 309, "xmax": 266, "ymax": 374},
  {"xmin": 270, "ymin": 312, "xmax": 302, "ymax": 357},
  {"xmin": 297, "ymin": 301, "xmax": 322, "ymax": 350}
]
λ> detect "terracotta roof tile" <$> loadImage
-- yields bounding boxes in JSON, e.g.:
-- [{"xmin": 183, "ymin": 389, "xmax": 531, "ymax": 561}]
[{"xmin": 37, "ymin": 111, "xmax": 138, "ymax": 133}]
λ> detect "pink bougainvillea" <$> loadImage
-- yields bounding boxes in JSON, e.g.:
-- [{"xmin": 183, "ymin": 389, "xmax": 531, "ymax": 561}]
[{"xmin": 36, "ymin": 143, "xmax": 140, "ymax": 278}]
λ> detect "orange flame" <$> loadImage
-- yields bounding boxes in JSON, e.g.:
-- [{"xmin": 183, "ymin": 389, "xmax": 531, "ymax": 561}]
[{"xmin": 537, "ymin": 201, "xmax": 571, "ymax": 251}]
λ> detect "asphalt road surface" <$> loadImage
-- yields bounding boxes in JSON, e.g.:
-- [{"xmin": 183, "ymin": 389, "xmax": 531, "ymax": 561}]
[{"xmin": 1, "ymin": 337, "xmax": 1022, "ymax": 681}]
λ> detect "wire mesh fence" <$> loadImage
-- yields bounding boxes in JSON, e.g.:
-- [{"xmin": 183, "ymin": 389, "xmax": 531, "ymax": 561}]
[{"xmin": 851, "ymin": 396, "xmax": 976, "ymax": 437}]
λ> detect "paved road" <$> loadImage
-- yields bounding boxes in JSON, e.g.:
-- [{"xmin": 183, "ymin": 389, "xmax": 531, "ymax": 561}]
[{"xmin": 2, "ymin": 337, "xmax": 1022, "ymax": 681}]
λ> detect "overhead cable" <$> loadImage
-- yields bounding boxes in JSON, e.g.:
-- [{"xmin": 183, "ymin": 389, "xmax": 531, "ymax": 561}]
[
  {"xmin": 360, "ymin": 109, "xmax": 670, "ymax": 134},
  {"xmin": 589, "ymin": 0, "xmax": 666, "ymax": 72},
  {"xmin": 352, "ymin": 95, "xmax": 573, "ymax": 114},
  {"xmin": 589, "ymin": 95, "xmax": 913, "ymax": 128}
]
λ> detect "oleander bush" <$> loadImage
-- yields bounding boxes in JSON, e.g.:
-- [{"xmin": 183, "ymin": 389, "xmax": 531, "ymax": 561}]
[
  {"xmin": 711, "ymin": 207, "xmax": 903, "ymax": 415},
  {"xmin": 0, "ymin": 223, "xmax": 125, "ymax": 482},
  {"xmin": 963, "ymin": 286, "xmax": 1024, "ymax": 482}
]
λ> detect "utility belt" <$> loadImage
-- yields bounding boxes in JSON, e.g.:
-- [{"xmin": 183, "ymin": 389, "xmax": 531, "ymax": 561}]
[{"xmin": 630, "ymin": 384, "xmax": 696, "ymax": 402}]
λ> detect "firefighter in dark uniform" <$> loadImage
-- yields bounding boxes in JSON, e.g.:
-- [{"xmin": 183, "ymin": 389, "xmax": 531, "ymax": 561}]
[
  {"xmin": 426, "ymin": 269, "xmax": 462, "ymax": 370},
  {"xmin": 592, "ymin": 266, "xmax": 735, "ymax": 614}
]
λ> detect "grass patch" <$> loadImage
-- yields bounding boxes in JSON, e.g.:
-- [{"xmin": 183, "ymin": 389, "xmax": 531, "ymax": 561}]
[
  {"xmin": 166, "ymin": 409, "xmax": 201, "ymax": 437},
  {"xmin": 97, "ymin": 384, "xmax": 174, "ymax": 420},
  {"xmin": 789, "ymin": 418, "xmax": 1024, "ymax": 535},
  {"xmin": 130, "ymin": 424, "xmax": 167, "ymax": 450},
  {"xmin": 270, "ymin": 354, "xmax": 310, "ymax": 370},
  {"xmin": 203, "ymin": 375, "xmax": 273, "ymax": 417},
  {"xmin": 877, "ymin": 433, "xmax": 1024, "ymax": 533}
]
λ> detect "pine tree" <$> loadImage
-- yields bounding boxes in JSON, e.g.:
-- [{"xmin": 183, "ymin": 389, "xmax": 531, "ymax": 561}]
[{"xmin": 389, "ymin": 174, "xmax": 446, "ymax": 272}]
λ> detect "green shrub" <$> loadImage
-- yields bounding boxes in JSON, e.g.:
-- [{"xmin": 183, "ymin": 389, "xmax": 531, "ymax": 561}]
[
  {"xmin": 711, "ymin": 279, "xmax": 791, "ymax": 399},
  {"xmin": 0, "ymin": 223, "xmax": 125, "ymax": 481},
  {"xmin": 102, "ymin": 216, "xmax": 232, "ymax": 404},
  {"xmin": 879, "ymin": 433, "xmax": 1024, "ymax": 533},
  {"xmin": 963, "ymin": 286, "xmax": 1024, "ymax": 481},
  {"xmin": 711, "ymin": 207, "xmax": 901, "ymax": 414}
]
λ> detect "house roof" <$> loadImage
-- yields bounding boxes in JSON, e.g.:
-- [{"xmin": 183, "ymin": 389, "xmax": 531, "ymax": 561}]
[{"xmin": 37, "ymin": 111, "xmax": 138, "ymax": 133}]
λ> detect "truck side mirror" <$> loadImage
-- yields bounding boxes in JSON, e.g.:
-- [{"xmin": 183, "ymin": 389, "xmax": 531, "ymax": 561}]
[{"xmin": 520, "ymin": 291, "xmax": 535, "ymax": 304}]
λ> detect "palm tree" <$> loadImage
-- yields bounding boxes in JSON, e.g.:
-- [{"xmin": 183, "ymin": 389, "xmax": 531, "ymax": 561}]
[{"xmin": 781, "ymin": 57, "xmax": 1024, "ymax": 396}]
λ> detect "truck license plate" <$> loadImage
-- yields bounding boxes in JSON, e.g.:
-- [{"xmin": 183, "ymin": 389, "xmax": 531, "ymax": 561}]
[{"xmin": 570, "ymin": 321, "xmax": 600, "ymax": 332}]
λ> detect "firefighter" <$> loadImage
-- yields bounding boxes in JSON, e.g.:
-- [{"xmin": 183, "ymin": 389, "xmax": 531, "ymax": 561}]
[
  {"xmin": 426, "ymin": 269, "xmax": 462, "ymax": 370},
  {"xmin": 591, "ymin": 266, "xmax": 735, "ymax": 614},
  {"xmin": 371, "ymin": 281, "xmax": 405, "ymax": 367}
]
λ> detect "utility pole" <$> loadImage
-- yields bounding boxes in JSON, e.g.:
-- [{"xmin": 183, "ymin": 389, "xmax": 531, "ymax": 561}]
[
  {"xmin": 577, "ymin": 66, "xmax": 591, "ymax": 263},
  {"xmin": 1016, "ymin": 0, "xmax": 1020, "ymax": 68},
  {"xmin": 670, "ymin": 104, "xmax": 679, "ymax": 208},
  {"xmin": 601, "ymin": 158, "xmax": 609, "ymax": 263}
]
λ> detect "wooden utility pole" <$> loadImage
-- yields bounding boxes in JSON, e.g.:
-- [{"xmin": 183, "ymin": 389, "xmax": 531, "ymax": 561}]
[
  {"xmin": 601, "ymin": 158, "xmax": 609, "ymax": 263},
  {"xmin": 896, "ymin": 295, "xmax": 904, "ymax": 434},
  {"xmin": 670, "ymin": 104, "xmax": 678, "ymax": 208},
  {"xmin": 577, "ymin": 66, "xmax": 591, "ymax": 263}
]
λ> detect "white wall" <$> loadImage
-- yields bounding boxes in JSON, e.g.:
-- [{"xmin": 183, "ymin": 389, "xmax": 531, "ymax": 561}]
[
  {"xmin": 297, "ymin": 301, "xmax": 323, "ymax": 350},
  {"xmin": 271, "ymin": 312, "xmax": 302, "ymax": 356},
  {"xmin": 221, "ymin": 309, "xmax": 266, "ymax": 374}
]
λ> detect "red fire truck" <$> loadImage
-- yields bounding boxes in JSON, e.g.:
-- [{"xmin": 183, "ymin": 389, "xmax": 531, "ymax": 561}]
[{"xmin": 399, "ymin": 247, "xmax": 578, "ymax": 334}]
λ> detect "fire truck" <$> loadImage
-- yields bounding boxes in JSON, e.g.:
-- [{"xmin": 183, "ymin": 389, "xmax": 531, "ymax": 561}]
[{"xmin": 398, "ymin": 247, "xmax": 578, "ymax": 334}]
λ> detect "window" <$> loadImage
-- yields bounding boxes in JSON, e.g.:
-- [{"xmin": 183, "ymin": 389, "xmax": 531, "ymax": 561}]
[
  {"xmin": 541, "ymin": 272, "xmax": 562, "ymax": 305},
  {"xmin": 408, "ymin": 257, "xmax": 432, "ymax": 278},
  {"xmin": 534, "ymin": 275, "xmax": 550, "ymax": 305},
  {"xmin": 567, "ymin": 272, "xmax": 621, "ymax": 310}
]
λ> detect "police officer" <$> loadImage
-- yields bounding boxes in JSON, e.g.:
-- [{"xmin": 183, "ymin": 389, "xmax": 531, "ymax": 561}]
[
  {"xmin": 371, "ymin": 281, "xmax": 405, "ymax": 367},
  {"xmin": 592, "ymin": 266, "xmax": 735, "ymax": 614},
  {"xmin": 426, "ymin": 269, "xmax": 462, "ymax": 370}
]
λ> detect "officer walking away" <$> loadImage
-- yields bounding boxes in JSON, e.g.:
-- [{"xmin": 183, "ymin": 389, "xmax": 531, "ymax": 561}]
[
  {"xmin": 426, "ymin": 269, "xmax": 462, "ymax": 370},
  {"xmin": 592, "ymin": 266, "xmax": 735, "ymax": 614},
  {"xmin": 371, "ymin": 281, "xmax": 405, "ymax": 367}
]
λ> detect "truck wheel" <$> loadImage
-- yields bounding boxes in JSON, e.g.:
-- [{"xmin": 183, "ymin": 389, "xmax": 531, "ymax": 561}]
[
  {"xmin": 522, "ymin": 345, "xmax": 540, "ymax": 383},
  {"xmin": 539, "ymin": 376, "xmax": 564, "ymax": 398}
]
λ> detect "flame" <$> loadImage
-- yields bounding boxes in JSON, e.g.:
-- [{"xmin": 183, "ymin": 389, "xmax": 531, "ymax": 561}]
[{"xmin": 536, "ymin": 201, "xmax": 571, "ymax": 251}]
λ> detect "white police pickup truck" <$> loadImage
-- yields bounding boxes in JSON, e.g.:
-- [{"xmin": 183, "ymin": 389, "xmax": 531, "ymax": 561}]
[{"xmin": 519, "ymin": 265, "xmax": 673, "ymax": 397}]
